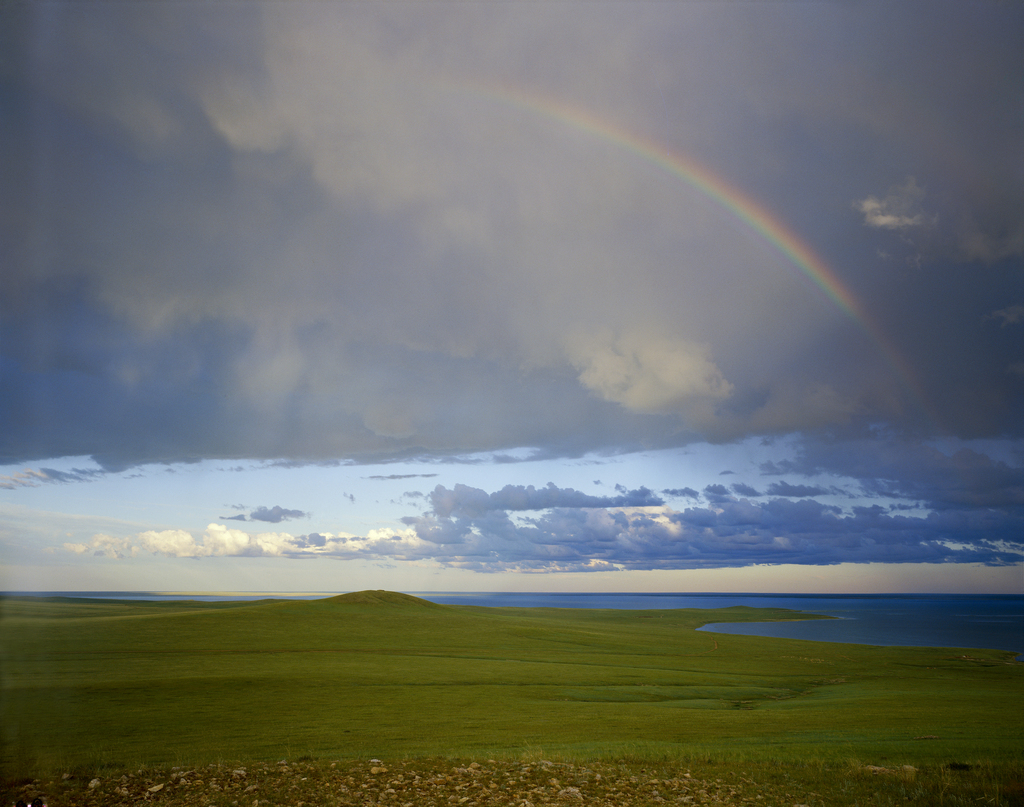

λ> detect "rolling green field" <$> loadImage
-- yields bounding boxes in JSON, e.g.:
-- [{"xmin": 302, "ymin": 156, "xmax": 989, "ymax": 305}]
[{"xmin": 2, "ymin": 591, "xmax": 1022, "ymax": 805}]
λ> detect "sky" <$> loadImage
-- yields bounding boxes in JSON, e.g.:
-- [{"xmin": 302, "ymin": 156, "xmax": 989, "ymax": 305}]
[{"xmin": 1, "ymin": 1, "xmax": 1022, "ymax": 594}]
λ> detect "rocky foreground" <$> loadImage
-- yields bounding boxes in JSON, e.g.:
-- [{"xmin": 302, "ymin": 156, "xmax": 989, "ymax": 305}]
[{"xmin": 5, "ymin": 759, "xmax": 822, "ymax": 807}]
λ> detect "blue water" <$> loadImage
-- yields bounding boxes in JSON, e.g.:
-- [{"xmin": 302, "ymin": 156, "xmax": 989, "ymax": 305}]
[
  {"xmin": 5, "ymin": 591, "xmax": 1022, "ymax": 656},
  {"xmin": 417, "ymin": 592, "xmax": 1024, "ymax": 656}
]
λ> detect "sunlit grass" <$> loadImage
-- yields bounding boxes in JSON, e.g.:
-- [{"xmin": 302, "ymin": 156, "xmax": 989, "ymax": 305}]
[{"xmin": 2, "ymin": 591, "xmax": 1020, "ymax": 795}]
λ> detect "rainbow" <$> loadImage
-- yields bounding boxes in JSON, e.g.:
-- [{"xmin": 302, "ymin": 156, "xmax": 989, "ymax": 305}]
[{"xmin": 451, "ymin": 82, "xmax": 937, "ymax": 427}]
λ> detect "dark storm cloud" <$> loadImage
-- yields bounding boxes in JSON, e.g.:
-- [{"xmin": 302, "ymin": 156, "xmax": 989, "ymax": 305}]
[{"xmin": 2, "ymin": 1, "xmax": 1021, "ymax": 473}]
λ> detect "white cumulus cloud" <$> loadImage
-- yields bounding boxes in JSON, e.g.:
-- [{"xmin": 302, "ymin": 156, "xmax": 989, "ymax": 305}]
[{"xmin": 568, "ymin": 332, "xmax": 733, "ymax": 419}]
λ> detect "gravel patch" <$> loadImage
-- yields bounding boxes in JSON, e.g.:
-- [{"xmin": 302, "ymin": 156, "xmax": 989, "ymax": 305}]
[{"xmin": 4, "ymin": 759, "xmax": 816, "ymax": 807}]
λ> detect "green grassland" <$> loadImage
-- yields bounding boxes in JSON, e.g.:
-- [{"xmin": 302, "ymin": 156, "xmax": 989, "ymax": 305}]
[{"xmin": 2, "ymin": 590, "xmax": 1022, "ymax": 803}]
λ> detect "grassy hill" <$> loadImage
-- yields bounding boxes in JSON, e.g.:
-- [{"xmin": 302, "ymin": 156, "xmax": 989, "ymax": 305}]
[{"xmin": 2, "ymin": 592, "xmax": 1021, "ymax": 781}]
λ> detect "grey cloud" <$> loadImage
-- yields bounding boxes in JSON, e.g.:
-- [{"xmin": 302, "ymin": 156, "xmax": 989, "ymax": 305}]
[
  {"xmin": 367, "ymin": 474, "xmax": 440, "ymax": 480},
  {"xmin": 381, "ymin": 444, "xmax": 1022, "ymax": 570},
  {"xmin": 986, "ymin": 305, "xmax": 1024, "ymax": 327},
  {"xmin": 267, "ymin": 460, "xmax": 348, "ymax": 469},
  {"xmin": 662, "ymin": 487, "xmax": 700, "ymax": 499},
  {"xmin": 765, "ymin": 481, "xmax": 830, "ymax": 498},
  {"xmin": 219, "ymin": 514, "xmax": 248, "ymax": 522},
  {"xmin": 427, "ymin": 482, "xmax": 663, "ymax": 519},
  {"xmin": 393, "ymin": 494, "xmax": 1022, "ymax": 572},
  {"xmin": 1, "ymin": 1, "xmax": 1021, "ymax": 475},
  {"xmin": 0, "ymin": 466, "xmax": 107, "ymax": 489},
  {"xmin": 730, "ymin": 482, "xmax": 762, "ymax": 497},
  {"xmin": 39, "ymin": 467, "xmax": 107, "ymax": 484},
  {"xmin": 855, "ymin": 177, "xmax": 933, "ymax": 231},
  {"xmin": 766, "ymin": 436, "xmax": 1024, "ymax": 512},
  {"xmin": 249, "ymin": 505, "xmax": 309, "ymax": 523},
  {"xmin": 296, "ymin": 532, "xmax": 327, "ymax": 548},
  {"xmin": 702, "ymin": 484, "xmax": 731, "ymax": 503}
]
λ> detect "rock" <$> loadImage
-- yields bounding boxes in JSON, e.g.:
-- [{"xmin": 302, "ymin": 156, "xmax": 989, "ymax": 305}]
[
  {"xmin": 557, "ymin": 787, "xmax": 583, "ymax": 800},
  {"xmin": 148, "ymin": 783, "xmax": 164, "ymax": 793},
  {"xmin": 88, "ymin": 778, "xmax": 100, "ymax": 789}
]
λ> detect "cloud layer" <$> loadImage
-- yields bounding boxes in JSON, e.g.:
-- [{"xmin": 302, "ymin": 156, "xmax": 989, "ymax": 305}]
[{"xmin": 2, "ymin": 2, "xmax": 1022, "ymax": 472}]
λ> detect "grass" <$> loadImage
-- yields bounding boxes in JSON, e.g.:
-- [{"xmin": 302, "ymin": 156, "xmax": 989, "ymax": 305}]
[{"xmin": 2, "ymin": 591, "xmax": 1021, "ymax": 804}]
